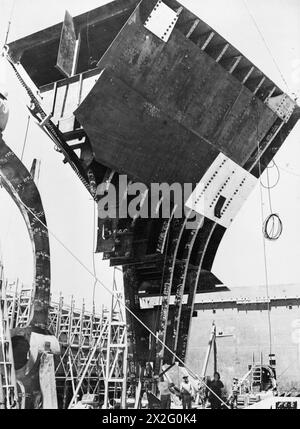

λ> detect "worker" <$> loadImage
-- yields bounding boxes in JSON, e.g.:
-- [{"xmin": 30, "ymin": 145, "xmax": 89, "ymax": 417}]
[
  {"xmin": 158, "ymin": 376, "xmax": 174, "ymax": 409},
  {"xmin": 141, "ymin": 392, "xmax": 149, "ymax": 409},
  {"xmin": 200, "ymin": 376, "xmax": 211, "ymax": 408},
  {"xmin": 106, "ymin": 399, "xmax": 115, "ymax": 409},
  {"xmin": 0, "ymin": 86, "xmax": 9, "ymax": 133},
  {"xmin": 180, "ymin": 375, "xmax": 194, "ymax": 409},
  {"xmin": 271, "ymin": 375, "xmax": 278, "ymax": 395},
  {"xmin": 229, "ymin": 377, "xmax": 239, "ymax": 409},
  {"xmin": 209, "ymin": 371, "xmax": 225, "ymax": 409}
]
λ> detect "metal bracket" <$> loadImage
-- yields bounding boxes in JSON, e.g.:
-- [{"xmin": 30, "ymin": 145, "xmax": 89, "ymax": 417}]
[
  {"xmin": 265, "ymin": 93, "xmax": 296, "ymax": 123},
  {"xmin": 144, "ymin": 0, "xmax": 182, "ymax": 42},
  {"xmin": 39, "ymin": 113, "xmax": 53, "ymax": 127}
]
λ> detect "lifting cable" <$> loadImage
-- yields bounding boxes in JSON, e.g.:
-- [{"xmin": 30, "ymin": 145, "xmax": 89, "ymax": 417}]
[
  {"xmin": 258, "ymin": 155, "xmax": 273, "ymax": 357},
  {"xmin": 3, "ymin": 0, "xmax": 16, "ymax": 46},
  {"xmin": 255, "ymin": 109, "xmax": 273, "ymax": 357},
  {"xmin": 277, "ymin": 163, "xmax": 300, "ymax": 179},
  {"xmin": 15, "ymin": 196, "xmax": 229, "ymax": 408},
  {"xmin": 261, "ymin": 161, "xmax": 280, "ymax": 191},
  {"xmin": 276, "ymin": 358, "xmax": 299, "ymax": 381},
  {"xmin": 242, "ymin": 0, "xmax": 290, "ymax": 94},
  {"xmin": 239, "ymin": 0, "xmax": 288, "ymax": 243},
  {"xmin": 20, "ymin": 114, "xmax": 31, "ymax": 161},
  {"xmin": 262, "ymin": 163, "xmax": 283, "ymax": 241},
  {"xmin": 263, "ymin": 213, "xmax": 283, "ymax": 241},
  {"xmin": 244, "ymin": 0, "xmax": 286, "ymax": 243}
]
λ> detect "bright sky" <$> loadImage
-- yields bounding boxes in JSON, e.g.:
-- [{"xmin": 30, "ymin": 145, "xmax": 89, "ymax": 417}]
[{"xmin": 0, "ymin": 0, "xmax": 300, "ymax": 312}]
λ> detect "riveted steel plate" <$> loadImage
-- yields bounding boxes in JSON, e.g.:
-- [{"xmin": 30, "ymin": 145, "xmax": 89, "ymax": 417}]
[
  {"xmin": 144, "ymin": 0, "xmax": 179, "ymax": 42},
  {"xmin": 185, "ymin": 153, "xmax": 257, "ymax": 228}
]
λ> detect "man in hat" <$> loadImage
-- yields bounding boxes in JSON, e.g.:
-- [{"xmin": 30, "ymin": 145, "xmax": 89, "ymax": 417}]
[
  {"xmin": 180, "ymin": 375, "xmax": 194, "ymax": 409},
  {"xmin": 0, "ymin": 86, "xmax": 9, "ymax": 133}
]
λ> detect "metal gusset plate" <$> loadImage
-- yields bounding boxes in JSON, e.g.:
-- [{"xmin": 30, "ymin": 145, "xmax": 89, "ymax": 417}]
[
  {"xmin": 186, "ymin": 153, "xmax": 257, "ymax": 228},
  {"xmin": 266, "ymin": 93, "xmax": 296, "ymax": 123},
  {"xmin": 144, "ymin": 0, "xmax": 181, "ymax": 42}
]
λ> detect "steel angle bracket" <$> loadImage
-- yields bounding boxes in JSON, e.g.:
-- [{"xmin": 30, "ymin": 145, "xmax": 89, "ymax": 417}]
[{"xmin": 144, "ymin": 0, "xmax": 182, "ymax": 42}]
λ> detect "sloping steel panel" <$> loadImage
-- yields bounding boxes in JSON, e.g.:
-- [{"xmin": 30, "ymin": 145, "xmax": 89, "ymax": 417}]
[
  {"xmin": 97, "ymin": 0, "xmax": 278, "ymax": 166},
  {"xmin": 75, "ymin": 68, "xmax": 219, "ymax": 186}
]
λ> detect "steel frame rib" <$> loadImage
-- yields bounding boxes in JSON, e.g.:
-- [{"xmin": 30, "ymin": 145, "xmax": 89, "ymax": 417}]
[
  {"xmin": 154, "ymin": 216, "xmax": 186, "ymax": 374},
  {"xmin": 168, "ymin": 215, "xmax": 204, "ymax": 359},
  {"xmin": 0, "ymin": 136, "xmax": 50, "ymax": 329}
]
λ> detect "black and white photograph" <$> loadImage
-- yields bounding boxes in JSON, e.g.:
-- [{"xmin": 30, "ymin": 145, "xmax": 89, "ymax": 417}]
[{"xmin": 0, "ymin": 0, "xmax": 300, "ymax": 416}]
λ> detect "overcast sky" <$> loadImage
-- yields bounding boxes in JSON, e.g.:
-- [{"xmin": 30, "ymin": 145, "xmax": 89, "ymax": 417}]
[{"xmin": 0, "ymin": 0, "xmax": 300, "ymax": 312}]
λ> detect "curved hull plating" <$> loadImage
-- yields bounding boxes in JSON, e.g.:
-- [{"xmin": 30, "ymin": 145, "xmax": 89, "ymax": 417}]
[{"xmin": 0, "ymin": 135, "xmax": 59, "ymax": 408}]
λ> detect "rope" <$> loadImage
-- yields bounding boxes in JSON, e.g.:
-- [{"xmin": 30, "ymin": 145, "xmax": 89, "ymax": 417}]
[
  {"xmin": 20, "ymin": 115, "xmax": 31, "ymax": 161},
  {"xmin": 15, "ymin": 196, "xmax": 229, "ymax": 408},
  {"xmin": 261, "ymin": 162, "xmax": 280, "ymax": 192},
  {"xmin": 255, "ymin": 107, "xmax": 273, "ymax": 356},
  {"xmin": 261, "ymin": 163, "xmax": 283, "ymax": 241},
  {"xmin": 242, "ymin": 0, "xmax": 290, "ymax": 94},
  {"xmin": 277, "ymin": 164, "xmax": 300, "ymax": 179},
  {"xmin": 3, "ymin": 0, "xmax": 16, "ymax": 46},
  {"xmin": 263, "ymin": 213, "xmax": 283, "ymax": 241},
  {"xmin": 276, "ymin": 358, "xmax": 299, "ymax": 380},
  {"xmin": 265, "ymin": 168, "xmax": 273, "ymax": 213}
]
